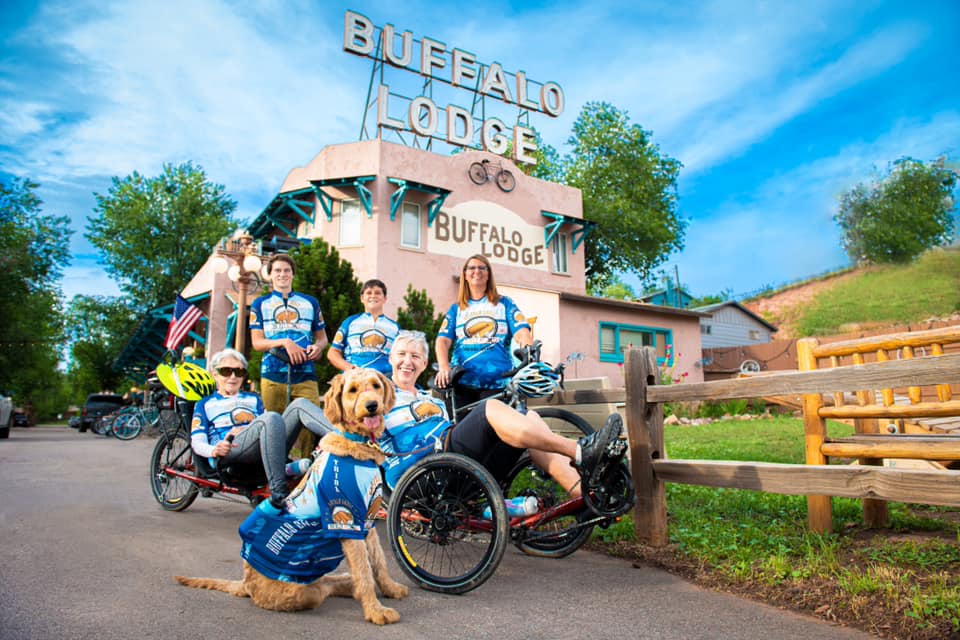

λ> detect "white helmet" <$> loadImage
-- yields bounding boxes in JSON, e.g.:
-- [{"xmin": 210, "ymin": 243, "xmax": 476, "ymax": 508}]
[{"xmin": 510, "ymin": 362, "xmax": 560, "ymax": 398}]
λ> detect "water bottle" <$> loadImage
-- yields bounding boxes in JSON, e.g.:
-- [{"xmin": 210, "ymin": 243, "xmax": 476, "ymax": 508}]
[
  {"xmin": 285, "ymin": 458, "xmax": 311, "ymax": 477},
  {"xmin": 482, "ymin": 496, "xmax": 539, "ymax": 519}
]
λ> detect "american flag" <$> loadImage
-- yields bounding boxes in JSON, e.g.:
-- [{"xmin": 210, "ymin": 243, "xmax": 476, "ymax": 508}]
[{"xmin": 164, "ymin": 295, "xmax": 204, "ymax": 350}]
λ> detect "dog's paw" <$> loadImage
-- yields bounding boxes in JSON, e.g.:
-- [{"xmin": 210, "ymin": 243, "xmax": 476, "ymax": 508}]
[
  {"xmin": 366, "ymin": 605, "xmax": 401, "ymax": 625},
  {"xmin": 380, "ymin": 581, "xmax": 409, "ymax": 599}
]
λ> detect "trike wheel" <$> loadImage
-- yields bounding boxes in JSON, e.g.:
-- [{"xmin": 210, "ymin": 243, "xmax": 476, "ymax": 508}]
[
  {"xmin": 502, "ymin": 408, "xmax": 595, "ymax": 558},
  {"xmin": 387, "ymin": 453, "xmax": 508, "ymax": 594},
  {"xmin": 149, "ymin": 431, "xmax": 199, "ymax": 511}
]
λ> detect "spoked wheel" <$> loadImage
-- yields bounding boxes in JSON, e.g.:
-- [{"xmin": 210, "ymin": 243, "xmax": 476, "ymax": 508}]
[
  {"xmin": 502, "ymin": 409, "xmax": 595, "ymax": 558},
  {"xmin": 149, "ymin": 430, "xmax": 199, "ymax": 511},
  {"xmin": 113, "ymin": 414, "xmax": 143, "ymax": 440},
  {"xmin": 92, "ymin": 416, "xmax": 113, "ymax": 436},
  {"xmin": 387, "ymin": 453, "xmax": 508, "ymax": 594},
  {"xmin": 496, "ymin": 169, "xmax": 516, "ymax": 192},
  {"xmin": 468, "ymin": 162, "xmax": 487, "ymax": 185}
]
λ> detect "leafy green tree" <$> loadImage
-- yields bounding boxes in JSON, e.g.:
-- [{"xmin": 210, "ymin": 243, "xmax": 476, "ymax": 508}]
[
  {"xmin": 86, "ymin": 162, "xmax": 238, "ymax": 309},
  {"xmin": 562, "ymin": 102, "xmax": 685, "ymax": 289},
  {"xmin": 0, "ymin": 177, "xmax": 72, "ymax": 418},
  {"xmin": 65, "ymin": 295, "xmax": 138, "ymax": 400},
  {"xmin": 835, "ymin": 157, "xmax": 958, "ymax": 264},
  {"xmin": 588, "ymin": 275, "xmax": 637, "ymax": 300},
  {"xmin": 396, "ymin": 285, "xmax": 446, "ymax": 386},
  {"xmin": 287, "ymin": 239, "xmax": 363, "ymax": 390}
]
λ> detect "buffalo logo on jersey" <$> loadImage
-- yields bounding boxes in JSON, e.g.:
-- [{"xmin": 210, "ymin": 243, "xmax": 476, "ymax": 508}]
[
  {"xmin": 439, "ymin": 317, "xmax": 449, "ymax": 333},
  {"xmin": 513, "ymin": 309, "xmax": 526, "ymax": 324},
  {"xmin": 274, "ymin": 307, "xmax": 300, "ymax": 324},
  {"xmin": 410, "ymin": 399, "xmax": 442, "ymax": 421},
  {"xmin": 360, "ymin": 330, "xmax": 386, "ymax": 348},
  {"xmin": 231, "ymin": 408, "xmax": 256, "ymax": 425},
  {"xmin": 191, "ymin": 417, "xmax": 201, "ymax": 430},
  {"xmin": 330, "ymin": 505, "xmax": 355, "ymax": 527},
  {"xmin": 333, "ymin": 330, "xmax": 344, "ymax": 344},
  {"xmin": 464, "ymin": 315, "xmax": 496, "ymax": 338}
]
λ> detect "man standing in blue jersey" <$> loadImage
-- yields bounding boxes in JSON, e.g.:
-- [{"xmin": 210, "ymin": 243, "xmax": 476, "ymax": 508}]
[
  {"xmin": 327, "ymin": 279, "xmax": 399, "ymax": 377},
  {"xmin": 250, "ymin": 254, "xmax": 327, "ymax": 452}
]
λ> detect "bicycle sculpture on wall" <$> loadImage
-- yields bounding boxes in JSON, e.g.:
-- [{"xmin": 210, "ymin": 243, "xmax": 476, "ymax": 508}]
[{"xmin": 468, "ymin": 158, "xmax": 516, "ymax": 193}]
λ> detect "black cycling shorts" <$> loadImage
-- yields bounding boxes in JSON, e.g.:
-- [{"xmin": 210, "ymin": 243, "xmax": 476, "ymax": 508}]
[{"xmin": 446, "ymin": 399, "xmax": 524, "ymax": 483}]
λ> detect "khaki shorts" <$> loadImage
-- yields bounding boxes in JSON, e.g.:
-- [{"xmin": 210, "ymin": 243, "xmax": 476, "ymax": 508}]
[{"xmin": 260, "ymin": 378, "xmax": 321, "ymax": 413}]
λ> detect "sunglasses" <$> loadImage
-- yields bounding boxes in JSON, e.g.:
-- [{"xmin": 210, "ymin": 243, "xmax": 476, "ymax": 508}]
[
  {"xmin": 465, "ymin": 265, "xmax": 488, "ymax": 272},
  {"xmin": 216, "ymin": 367, "xmax": 247, "ymax": 378}
]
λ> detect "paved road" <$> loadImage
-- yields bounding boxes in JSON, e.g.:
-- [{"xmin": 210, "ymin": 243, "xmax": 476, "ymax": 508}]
[{"xmin": 0, "ymin": 427, "xmax": 871, "ymax": 640}]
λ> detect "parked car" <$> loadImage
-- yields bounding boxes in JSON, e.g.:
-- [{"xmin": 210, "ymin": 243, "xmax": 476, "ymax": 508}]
[
  {"xmin": 13, "ymin": 412, "xmax": 30, "ymax": 427},
  {"xmin": 69, "ymin": 416, "xmax": 82, "ymax": 429},
  {"xmin": 80, "ymin": 394, "xmax": 126, "ymax": 433},
  {"xmin": 0, "ymin": 395, "xmax": 11, "ymax": 439}
]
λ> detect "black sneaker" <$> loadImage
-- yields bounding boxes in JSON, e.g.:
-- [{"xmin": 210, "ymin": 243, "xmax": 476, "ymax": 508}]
[
  {"xmin": 269, "ymin": 493, "xmax": 287, "ymax": 511},
  {"xmin": 576, "ymin": 414, "xmax": 623, "ymax": 481}
]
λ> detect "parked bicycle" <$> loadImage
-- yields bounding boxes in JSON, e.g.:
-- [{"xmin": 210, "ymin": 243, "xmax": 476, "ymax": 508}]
[
  {"xmin": 110, "ymin": 404, "xmax": 160, "ymax": 440},
  {"xmin": 468, "ymin": 158, "xmax": 516, "ymax": 192}
]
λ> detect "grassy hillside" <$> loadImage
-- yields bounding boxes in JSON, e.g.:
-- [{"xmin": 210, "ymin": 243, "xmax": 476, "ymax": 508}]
[{"xmin": 778, "ymin": 248, "xmax": 960, "ymax": 337}]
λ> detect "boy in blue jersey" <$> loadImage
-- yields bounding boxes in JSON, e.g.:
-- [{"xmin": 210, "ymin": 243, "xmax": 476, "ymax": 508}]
[
  {"xmin": 250, "ymin": 254, "xmax": 326, "ymax": 454},
  {"xmin": 327, "ymin": 279, "xmax": 399, "ymax": 377}
]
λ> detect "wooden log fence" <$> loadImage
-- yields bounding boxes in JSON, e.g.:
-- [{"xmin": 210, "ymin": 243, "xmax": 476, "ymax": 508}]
[{"xmin": 538, "ymin": 328, "xmax": 960, "ymax": 544}]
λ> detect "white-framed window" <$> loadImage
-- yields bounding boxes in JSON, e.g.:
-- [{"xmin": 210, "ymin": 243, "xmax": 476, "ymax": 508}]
[
  {"xmin": 400, "ymin": 202, "xmax": 421, "ymax": 249},
  {"xmin": 551, "ymin": 232, "xmax": 568, "ymax": 273},
  {"xmin": 339, "ymin": 199, "xmax": 362, "ymax": 246}
]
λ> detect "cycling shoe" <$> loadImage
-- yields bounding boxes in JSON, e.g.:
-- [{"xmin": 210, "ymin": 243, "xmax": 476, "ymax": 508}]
[{"xmin": 575, "ymin": 414, "xmax": 623, "ymax": 483}]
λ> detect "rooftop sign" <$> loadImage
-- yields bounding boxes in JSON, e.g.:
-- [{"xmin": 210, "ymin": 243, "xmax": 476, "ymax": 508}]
[{"xmin": 343, "ymin": 10, "xmax": 564, "ymax": 166}]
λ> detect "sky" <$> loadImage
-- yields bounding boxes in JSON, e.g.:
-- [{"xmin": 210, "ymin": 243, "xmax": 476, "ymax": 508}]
[{"xmin": 2, "ymin": 0, "xmax": 958, "ymax": 303}]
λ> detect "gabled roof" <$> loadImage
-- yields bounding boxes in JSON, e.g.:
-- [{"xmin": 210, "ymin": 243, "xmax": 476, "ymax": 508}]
[{"xmin": 694, "ymin": 300, "xmax": 778, "ymax": 332}]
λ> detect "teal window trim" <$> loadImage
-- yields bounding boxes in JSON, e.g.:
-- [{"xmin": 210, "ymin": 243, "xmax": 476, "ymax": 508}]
[
  {"xmin": 386, "ymin": 177, "xmax": 450, "ymax": 226},
  {"xmin": 311, "ymin": 176, "xmax": 376, "ymax": 221},
  {"xmin": 541, "ymin": 211, "xmax": 596, "ymax": 254},
  {"xmin": 598, "ymin": 321, "xmax": 673, "ymax": 365}
]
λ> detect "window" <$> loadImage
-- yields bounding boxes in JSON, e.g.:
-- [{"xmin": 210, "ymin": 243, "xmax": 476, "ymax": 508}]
[
  {"xmin": 748, "ymin": 329, "xmax": 762, "ymax": 341},
  {"xmin": 339, "ymin": 199, "xmax": 362, "ymax": 246},
  {"xmin": 701, "ymin": 324, "xmax": 712, "ymax": 335},
  {"xmin": 598, "ymin": 322, "xmax": 672, "ymax": 364},
  {"xmin": 551, "ymin": 233, "xmax": 568, "ymax": 273},
  {"xmin": 400, "ymin": 202, "xmax": 421, "ymax": 249}
]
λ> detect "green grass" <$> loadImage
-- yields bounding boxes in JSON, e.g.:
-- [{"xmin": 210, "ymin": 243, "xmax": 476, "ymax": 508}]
[
  {"xmin": 796, "ymin": 248, "xmax": 960, "ymax": 336},
  {"xmin": 592, "ymin": 415, "xmax": 960, "ymax": 636}
]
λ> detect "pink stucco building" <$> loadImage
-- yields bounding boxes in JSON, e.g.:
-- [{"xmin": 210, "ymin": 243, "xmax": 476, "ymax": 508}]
[{"xmin": 183, "ymin": 138, "xmax": 706, "ymax": 384}]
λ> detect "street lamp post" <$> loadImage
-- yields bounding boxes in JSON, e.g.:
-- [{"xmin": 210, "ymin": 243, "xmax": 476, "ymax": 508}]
[{"xmin": 211, "ymin": 234, "xmax": 263, "ymax": 355}]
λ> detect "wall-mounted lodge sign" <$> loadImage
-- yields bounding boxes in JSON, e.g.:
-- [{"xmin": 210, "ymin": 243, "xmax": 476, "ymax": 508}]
[
  {"xmin": 430, "ymin": 202, "xmax": 548, "ymax": 270},
  {"xmin": 343, "ymin": 10, "xmax": 564, "ymax": 166}
]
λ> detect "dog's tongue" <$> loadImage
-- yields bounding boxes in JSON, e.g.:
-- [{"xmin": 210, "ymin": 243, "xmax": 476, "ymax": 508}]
[{"xmin": 363, "ymin": 416, "xmax": 379, "ymax": 441}]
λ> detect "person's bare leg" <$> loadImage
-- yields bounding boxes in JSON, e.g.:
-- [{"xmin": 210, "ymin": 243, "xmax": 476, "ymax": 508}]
[
  {"xmin": 484, "ymin": 400, "xmax": 577, "ymax": 459},
  {"xmin": 528, "ymin": 449, "xmax": 582, "ymax": 496}
]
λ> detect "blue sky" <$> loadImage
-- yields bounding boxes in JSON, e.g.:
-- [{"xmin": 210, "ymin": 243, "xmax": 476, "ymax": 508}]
[{"xmin": 2, "ymin": 0, "xmax": 958, "ymax": 302}]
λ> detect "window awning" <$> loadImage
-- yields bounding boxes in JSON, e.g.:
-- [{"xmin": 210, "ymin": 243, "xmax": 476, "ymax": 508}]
[
  {"xmin": 248, "ymin": 187, "xmax": 316, "ymax": 239},
  {"xmin": 541, "ymin": 211, "xmax": 596, "ymax": 253},
  {"xmin": 310, "ymin": 175, "xmax": 376, "ymax": 221},
  {"xmin": 386, "ymin": 177, "xmax": 450, "ymax": 227}
]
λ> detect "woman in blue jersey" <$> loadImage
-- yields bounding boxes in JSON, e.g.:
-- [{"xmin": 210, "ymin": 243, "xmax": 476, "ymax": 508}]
[
  {"xmin": 435, "ymin": 254, "xmax": 534, "ymax": 412},
  {"xmin": 380, "ymin": 331, "xmax": 621, "ymax": 492},
  {"xmin": 190, "ymin": 349, "xmax": 330, "ymax": 510}
]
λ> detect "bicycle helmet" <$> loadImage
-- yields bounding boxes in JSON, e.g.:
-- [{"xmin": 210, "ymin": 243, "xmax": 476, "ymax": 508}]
[
  {"xmin": 510, "ymin": 362, "xmax": 561, "ymax": 398},
  {"xmin": 156, "ymin": 361, "xmax": 215, "ymax": 401}
]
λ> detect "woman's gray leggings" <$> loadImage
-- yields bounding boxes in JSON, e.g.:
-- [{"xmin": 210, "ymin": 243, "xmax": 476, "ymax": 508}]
[{"xmin": 221, "ymin": 399, "xmax": 334, "ymax": 498}]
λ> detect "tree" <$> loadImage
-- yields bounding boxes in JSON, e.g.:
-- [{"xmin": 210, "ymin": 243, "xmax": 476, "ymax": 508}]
[
  {"xmin": 561, "ymin": 102, "xmax": 685, "ymax": 289},
  {"xmin": 86, "ymin": 162, "xmax": 238, "ymax": 309},
  {"xmin": 588, "ymin": 275, "xmax": 637, "ymax": 300},
  {"xmin": 396, "ymin": 285, "xmax": 446, "ymax": 386},
  {"xmin": 0, "ymin": 177, "xmax": 72, "ymax": 418},
  {"xmin": 835, "ymin": 157, "xmax": 958, "ymax": 264},
  {"xmin": 287, "ymin": 239, "xmax": 363, "ymax": 390},
  {"xmin": 65, "ymin": 295, "xmax": 138, "ymax": 400}
]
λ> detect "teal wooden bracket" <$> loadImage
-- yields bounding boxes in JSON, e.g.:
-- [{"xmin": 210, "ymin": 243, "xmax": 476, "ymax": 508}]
[
  {"xmin": 541, "ymin": 211, "xmax": 596, "ymax": 254},
  {"xmin": 311, "ymin": 176, "xmax": 377, "ymax": 221},
  {"xmin": 281, "ymin": 194, "xmax": 315, "ymax": 225},
  {"xmin": 386, "ymin": 177, "xmax": 450, "ymax": 226}
]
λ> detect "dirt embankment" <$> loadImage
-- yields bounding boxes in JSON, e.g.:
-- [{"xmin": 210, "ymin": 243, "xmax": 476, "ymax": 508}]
[{"xmin": 741, "ymin": 270, "xmax": 862, "ymax": 339}]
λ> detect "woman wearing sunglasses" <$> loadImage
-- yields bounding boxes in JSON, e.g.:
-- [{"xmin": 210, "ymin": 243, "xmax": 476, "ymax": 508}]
[
  {"xmin": 435, "ymin": 254, "xmax": 534, "ymax": 412},
  {"xmin": 190, "ymin": 348, "xmax": 313, "ymax": 510}
]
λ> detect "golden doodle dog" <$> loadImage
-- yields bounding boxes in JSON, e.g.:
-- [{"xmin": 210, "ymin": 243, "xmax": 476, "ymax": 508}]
[{"xmin": 175, "ymin": 369, "xmax": 409, "ymax": 624}]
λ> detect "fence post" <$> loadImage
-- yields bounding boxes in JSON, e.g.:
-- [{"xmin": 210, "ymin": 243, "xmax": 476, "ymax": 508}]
[
  {"xmin": 626, "ymin": 346, "xmax": 668, "ymax": 546},
  {"xmin": 797, "ymin": 338, "xmax": 833, "ymax": 533}
]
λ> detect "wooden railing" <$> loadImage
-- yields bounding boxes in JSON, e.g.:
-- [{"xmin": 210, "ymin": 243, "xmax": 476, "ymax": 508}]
[{"xmin": 536, "ymin": 330, "xmax": 960, "ymax": 544}]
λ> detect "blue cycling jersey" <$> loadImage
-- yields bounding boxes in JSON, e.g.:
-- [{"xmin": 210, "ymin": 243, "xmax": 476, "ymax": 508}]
[
  {"xmin": 437, "ymin": 296, "xmax": 530, "ymax": 390},
  {"xmin": 330, "ymin": 312, "xmax": 399, "ymax": 376},
  {"xmin": 239, "ymin": 451, "xmax": 381, "ymax": 584},
  {"xmin": 191, "ymin": 391, "xmax": 263, "ymax": 464},
  {"xmin": 378, "ymin": 388, "xmax": 450, "ymax": 490},
  {"xmin": 250, "ymin": 291, "xmax": 325, "ymax": 384}
]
